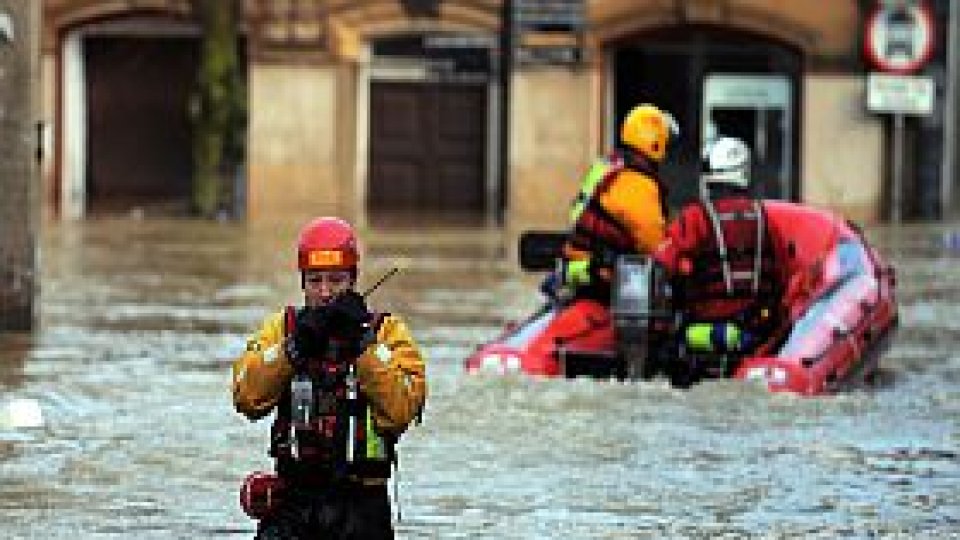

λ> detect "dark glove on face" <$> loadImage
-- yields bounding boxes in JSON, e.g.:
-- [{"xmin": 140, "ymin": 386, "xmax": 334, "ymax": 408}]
[
  {"xmin": 327, "ymin": 291, "xmax": 371, "ymax": 328},
  {"xmin": 285, "ymin": 307, "xmax": 329, "ymax": 368},
  {"xmin": 326, "ymin": 291, "xmax": 374, "ymax": 356}
]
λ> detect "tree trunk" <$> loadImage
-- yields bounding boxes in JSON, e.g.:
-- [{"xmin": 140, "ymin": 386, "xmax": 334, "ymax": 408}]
[{"xmin": 190, "ymin": 0, "xmax": 246, "ymax": 218}]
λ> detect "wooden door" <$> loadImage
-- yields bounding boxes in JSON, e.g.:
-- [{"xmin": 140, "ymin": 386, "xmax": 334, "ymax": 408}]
[
  {"xmin": 368, "ymin": 81, "xmax": 487, "ymax": 223},
  {"xmin": 85, "ymin": 36, "xmax": 198, "ymax": 214}
]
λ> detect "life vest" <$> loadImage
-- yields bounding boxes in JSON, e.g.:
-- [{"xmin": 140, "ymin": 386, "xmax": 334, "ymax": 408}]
[
  {"xmin": 269, "ymin": 306, "xmax": 394, "ymax": 482},
  {"xmin": 681, "ymin": 195, "xmax": 779, "ymax": 323},
  {"xmin": 566, "ymin": 151, "xmax": 666, "ymax": 269}
]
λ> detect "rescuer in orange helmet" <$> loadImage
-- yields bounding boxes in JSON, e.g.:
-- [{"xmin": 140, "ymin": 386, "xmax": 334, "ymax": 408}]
[
  {"xmin": 547, "ymin": 103, "xmax": 680, "ymax": 302},
  {"xmin": 232, "ymin": 216, "xmax": 426, "ymax": 539}
]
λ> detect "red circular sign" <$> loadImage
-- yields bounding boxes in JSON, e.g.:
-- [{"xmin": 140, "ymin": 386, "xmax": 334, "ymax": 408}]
[{"xmin": 864, "ymin": 1, "xmax": 936, "ymax": 74}]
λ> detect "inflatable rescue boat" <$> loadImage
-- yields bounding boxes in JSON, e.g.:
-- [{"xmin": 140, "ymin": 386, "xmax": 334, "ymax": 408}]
[{"xmin": 465, "ymin": 201, "xmax": 898, "ymax": 396}]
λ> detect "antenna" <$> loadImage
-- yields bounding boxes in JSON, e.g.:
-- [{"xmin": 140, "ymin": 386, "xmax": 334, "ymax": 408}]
[{"xmin": 361, "ymin": 267, "xmax": 399, "ymax": 298}]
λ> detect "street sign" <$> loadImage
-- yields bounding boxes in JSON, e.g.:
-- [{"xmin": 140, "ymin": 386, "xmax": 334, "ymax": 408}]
[
  {"xmin": 512, "ymin": 0, "xmax": 585, "ymax": 66},
  {"xmin": 867, "ymin": 72, "xmax": 935, "ymax": 115},
  {"xmin": 864, "ymin": 0, "xmax": 936, "ymax": 74},
  {"xmin": 513, "ymin": 0, "xmax": 585, "ymax": 32}
]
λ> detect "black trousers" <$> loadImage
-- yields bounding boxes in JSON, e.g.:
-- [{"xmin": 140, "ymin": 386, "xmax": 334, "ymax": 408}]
[{"xmin": 255, "ymin": 482, "xmax": 393, "ymax": 540}]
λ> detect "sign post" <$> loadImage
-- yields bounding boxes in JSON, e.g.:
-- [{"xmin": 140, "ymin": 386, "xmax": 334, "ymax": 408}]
[
  {"xmin": 864, "ymin": 0, "xmax": 936, "ymax": 222},
  {"xmin": 945, "ymin": 0, "xmax": 959, "ymax": 218},
  {"xmin": 891, "ymin": 113, "xmax": 906, "ymax": 222},
  {"xmin": 867, "ymin": 72, "xmax": 935, "ymax": 222}
]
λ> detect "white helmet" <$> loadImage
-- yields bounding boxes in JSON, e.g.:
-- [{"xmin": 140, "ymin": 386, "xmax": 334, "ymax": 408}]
[{"xmin": 702, "ymin": 136, "xmax": 751, "ymax": 189}]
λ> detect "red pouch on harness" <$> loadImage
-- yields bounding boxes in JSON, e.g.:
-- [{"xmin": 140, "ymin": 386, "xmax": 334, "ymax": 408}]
[{"xmin": 240, "ymin": 472, "xmax": 285, "ymax": 520}]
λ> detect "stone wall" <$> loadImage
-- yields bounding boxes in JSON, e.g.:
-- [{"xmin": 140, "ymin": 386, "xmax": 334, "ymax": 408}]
[
  {"xmin": 509, "ymin": 67, "xmax": 598, "ymax": 230},
  {"xmin": 802, "ymin": 75, "xmax": 884, "ymax": 223},
  {"xmin": 0, "ymin": 1, "xmax": 39, "ymax": 331},
  {"xmin": 247, "ymin": 61, "xmax": 346, "ymax": 222}
]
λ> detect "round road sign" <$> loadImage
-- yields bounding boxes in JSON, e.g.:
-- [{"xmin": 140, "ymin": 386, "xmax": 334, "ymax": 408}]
[{"xmin": 864, "ymin": 1, "xmax": 936, "ymax": 74}]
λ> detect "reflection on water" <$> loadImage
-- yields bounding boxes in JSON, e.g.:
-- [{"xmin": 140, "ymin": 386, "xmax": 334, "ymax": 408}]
[{"xmin": 0, "ymin": 217, "xmax": 958, "ymax": 538}]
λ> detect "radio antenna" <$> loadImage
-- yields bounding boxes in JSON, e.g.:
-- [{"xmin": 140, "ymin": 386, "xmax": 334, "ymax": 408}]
[{"xmin": 361, "ymin": 267, "xmax": 399, "ymax": 297}]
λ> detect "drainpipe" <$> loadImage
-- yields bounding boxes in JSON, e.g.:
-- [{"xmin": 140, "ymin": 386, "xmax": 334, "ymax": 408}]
[
  {"xmin": 498, "ymin": 0, "xmax": 512, "ymax": 225},
  {"xmin": 944, "ymin": 0, "xmax": 959, "ymax": 218}
]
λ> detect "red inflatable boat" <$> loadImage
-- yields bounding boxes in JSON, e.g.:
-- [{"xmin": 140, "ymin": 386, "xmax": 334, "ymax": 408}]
[{"xmin": 465, "ymin": 202, "xmax": 898, "ymax": 396}]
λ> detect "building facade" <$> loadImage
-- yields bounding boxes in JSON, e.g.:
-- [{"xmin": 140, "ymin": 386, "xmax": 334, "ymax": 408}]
[{"xmin": 38, "ymin": 0, "xmax": 960, "ymax": 228}]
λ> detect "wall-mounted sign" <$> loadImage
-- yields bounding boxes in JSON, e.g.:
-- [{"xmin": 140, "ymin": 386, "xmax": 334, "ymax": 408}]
[
  {"xmin": 372, "ymin": 33, "xmax": 494, "ymax": 81},
  {"xmin": 864, "ymin": 1, "xmax": 936, "ymax": 74},
  {"xmin": 867, "ymin": 72, "xmax": 935, "ymax": 115},
  {"xmin": 513, "ymin": 0, "xmax": 584, "ymax": 32},
  {"xmin": 512, "ymin": 0, "xmax": 585, "ymax": 66}
]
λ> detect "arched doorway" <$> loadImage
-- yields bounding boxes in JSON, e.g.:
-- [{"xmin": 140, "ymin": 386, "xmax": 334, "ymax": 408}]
[
  {"xmin": 612, "ymin": 27, "xmax": 802, "ymax": 206},
  {"xmin": 84, "ymin": 32, "xmax": 199, "ymax": 215},
  {"xmin": 58, "ymin": 12, "xmax": 247, "ymax": 219},
  {"xmin": 58, "ymin": 16, "xmax": 205, "ymax": 218}
]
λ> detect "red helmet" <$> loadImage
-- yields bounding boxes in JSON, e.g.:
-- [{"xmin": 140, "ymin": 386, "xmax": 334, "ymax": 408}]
[{"xmin": 296, "ymin": 217, "xmax": 359, "ymax": 271}]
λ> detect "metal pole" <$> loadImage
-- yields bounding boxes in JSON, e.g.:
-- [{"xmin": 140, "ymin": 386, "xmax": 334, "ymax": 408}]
[
  {"xmin": 943, "ymin": 0, "xmax": 959, "ymax": 219},
  {"xmin": 497, "ymin": 0, "xmax": 513, "ymax": 225},
  {"xmin": 892, "ymin": 113, "xmax": 905, "ymax": 223}
]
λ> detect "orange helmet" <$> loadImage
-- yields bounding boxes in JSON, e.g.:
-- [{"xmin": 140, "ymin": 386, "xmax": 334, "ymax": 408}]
[
  {"xmin": 296, "ymin": 217, "xmax": 358, "ymax": 271},
  {"xmin": 620, "ymin": 104, "xmax": 679, "ymax": 163}
]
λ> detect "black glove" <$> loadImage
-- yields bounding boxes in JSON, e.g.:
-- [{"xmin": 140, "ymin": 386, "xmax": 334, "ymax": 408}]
[
  {"xmin": 591, "ymin": 248, "xmax": 618, "ymax": 275},
  {"xmin": 285, "ymin": 307, "xmax": 329, "ymax": 369},
  {"xmin": 325, "ymin": 291, "xmax": 374, "ymax": 357}
]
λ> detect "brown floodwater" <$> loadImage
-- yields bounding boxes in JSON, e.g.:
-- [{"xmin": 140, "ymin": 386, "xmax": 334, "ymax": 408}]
[{"xmin": 0, "ymin": 216, "xmax": 958, "ymax": 539}]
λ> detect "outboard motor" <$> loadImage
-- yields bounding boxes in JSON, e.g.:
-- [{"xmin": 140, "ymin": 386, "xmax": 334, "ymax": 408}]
[{"xmin": 611, "ymin": 255, "xmax": 676, "ymax": 380}]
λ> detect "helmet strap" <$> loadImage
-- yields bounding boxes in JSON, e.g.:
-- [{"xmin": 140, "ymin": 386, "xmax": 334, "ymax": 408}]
[{"xmin": 618, "ymin": 146, "xmax": 658, "ymax": 176}]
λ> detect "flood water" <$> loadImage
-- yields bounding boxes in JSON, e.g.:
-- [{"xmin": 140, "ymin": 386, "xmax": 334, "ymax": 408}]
[{"xmin": 1, "ymin": 217, "xmax": 959, "ymax": 539}]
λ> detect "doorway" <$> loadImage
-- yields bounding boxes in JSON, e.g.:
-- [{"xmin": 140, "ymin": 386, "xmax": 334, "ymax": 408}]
[
  {"xmin": 84, "ymin": 35, "xmax": 199, "ymax": 215},
  {"xmin": 613, "ymin": 27, "xmax": 801, "ymax": 207},
  {"xmin": 702, "ymin": 74, "xmax": 792, "ymax": 199},
  {"xmin": 368, "ymin": 81, "xmax": 488, "ymax": 223},
  {"xmin": 366, "ymin": 33, "xmax": 496, "ymax": 226}
]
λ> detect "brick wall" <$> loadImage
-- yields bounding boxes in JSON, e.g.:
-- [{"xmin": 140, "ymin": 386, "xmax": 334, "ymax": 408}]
[{"xmin": 0, "ymin": 1, "xmax": 39, "ymax": 332}]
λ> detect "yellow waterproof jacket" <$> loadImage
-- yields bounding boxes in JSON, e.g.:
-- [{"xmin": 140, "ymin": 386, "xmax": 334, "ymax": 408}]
[
  {"xmin": 232, "ymin": 309, "xmax": 427, "ymax": 436},
  {"xmin": 564, "ymin": 164, "xmax": 667, "ymax": 283},
  {"xmin": 597, "ymin": 168, "xmax": 666, "ymax": 255}
]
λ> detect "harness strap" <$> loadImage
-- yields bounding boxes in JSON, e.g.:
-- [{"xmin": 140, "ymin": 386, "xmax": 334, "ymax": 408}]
[
  {"xmin": 596, "ymin": 156, "xmax": 624, "ymax": 194},
  {"xmin": 701, "ymin": 197, "xmax": 733, "ymax": 295},
  {"xmin": 752, "ymin": 200, "xmax": 765, "ymax": 295},
  {"xmin": 284, "ymin": 306, "xmax": 297, "ymax": 339},
  {"xmin": 570, "ymin": 151, "xmax": 668, "ymax": 264},
  {"xmin": 699, "ymin": 197, "xmax": 766, "ymax": 297},
  {"xmin": 274, "ymin": 306, "xmax": 391, "ymax": 468},
  {"xmin": 621, "ymin": 148, "xmax": 669, "ymax": 219}
]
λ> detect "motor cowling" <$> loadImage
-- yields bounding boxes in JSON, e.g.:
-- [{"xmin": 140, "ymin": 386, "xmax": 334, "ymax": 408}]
[{"xmin": 611, "ymin": 255, "xmax": 676, "ymax": 380}]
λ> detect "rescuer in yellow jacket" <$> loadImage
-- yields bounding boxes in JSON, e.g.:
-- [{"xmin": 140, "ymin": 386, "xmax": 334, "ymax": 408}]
[
  {"xmin": 232, "ymin": 216, "xmax": 426, "ymax": 540},
  {"xmin": 552, "ymin": 103, "xmax": 679, "ymax": 302}
]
